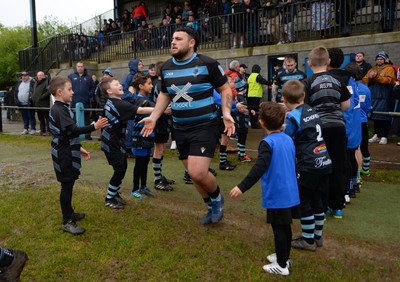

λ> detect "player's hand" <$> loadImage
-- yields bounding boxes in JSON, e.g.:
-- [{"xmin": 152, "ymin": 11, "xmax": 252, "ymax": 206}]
[
  {"xmin": 223, "ymin": 114, "xmax": 235, "ymax": 137},
  {"xmin": 237, "ymin": 102, "xmax": 249, "ymax": 114},
  {"xmin": 251, "ymin": 110, "xmax": 256, "ymax": 116},
  {"xmin": 230, "ymin": 186, "xmax": 243, "ymax": 198},
  {"xmin": 139, "ymin": 117, "xmax": 156, "ymax": 137},
  {"xmin": 94, "ymin": 116, "xmax": 108, "ymax": 129},
  {"xmin": 80, "ymin": 147, "xmax": 91, "ymax": 160}
]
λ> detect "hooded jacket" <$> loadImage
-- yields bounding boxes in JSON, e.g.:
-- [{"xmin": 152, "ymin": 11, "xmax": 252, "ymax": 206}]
[{"xmin": 121, "ymin": 59, "xmax": 141, "ymax": 102}]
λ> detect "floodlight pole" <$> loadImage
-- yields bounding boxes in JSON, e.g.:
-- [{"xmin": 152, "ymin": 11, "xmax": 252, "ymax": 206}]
[{"xmin": 30, "ymin": 0, "xmax": 38, "ymax": 49}]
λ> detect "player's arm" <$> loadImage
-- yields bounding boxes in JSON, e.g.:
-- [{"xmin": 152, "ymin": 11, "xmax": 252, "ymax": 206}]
[
  {"xmin": 217, "ymin": 82, "xmax": 235, "ymax": 136},
  {"xmin": 272, "ymin": 84, "xmax": 278, "ymax": 102},
  {"xmin": 140, "ymin": 91, "xmax": 170, "ymax": 137}
]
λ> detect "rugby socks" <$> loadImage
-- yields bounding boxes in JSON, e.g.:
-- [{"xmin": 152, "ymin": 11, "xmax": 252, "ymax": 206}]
[
  {"xmin": 314, "ymin": 213, "xmax": 325, "ymax": 240},
  {"xmin": 0, "ymin": 248, "xmax": 14, "ymax": 267},
  {"xmin": 219, "ymin": 145, "xmax": 227, "ymax": 164},
  {"xmin": 106, "ymin": 184, "xmax": 119, "ymax": 199},
  {"xmin": 203, "ymin": 197, "xmax": 212, "ymax": 207},
  {"xmin": 209, "ymin": 186, "xmax": 222, "ymax": 202},
  {"xmin": 362, "ymin": 156, "xmax": 370, "ymax": 172},
  {"xmin": 153, "ymin": 157, "xmax": 162, "ymax": 183},
  {"xmin": 300, "ymin": 215, "xmax": 315, "ymax": 244},
  {"xmin": 237, "ymin": 143, "xmax": 245, "ymax": 158}
]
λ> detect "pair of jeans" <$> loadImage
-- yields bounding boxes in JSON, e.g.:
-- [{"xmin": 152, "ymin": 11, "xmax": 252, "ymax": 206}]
[{"xmin": 20, "ymin": 107, "xmax": 36, "ymax": 130}]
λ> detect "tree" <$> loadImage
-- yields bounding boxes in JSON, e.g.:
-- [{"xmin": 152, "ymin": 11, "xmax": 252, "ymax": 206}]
[{"xmin": 0, "ymin": 18, "xmax": 69, "ymax": 88}]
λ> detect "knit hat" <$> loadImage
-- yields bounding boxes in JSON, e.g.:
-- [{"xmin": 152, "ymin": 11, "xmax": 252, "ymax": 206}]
[
  {"xmin": 376, "ymin": 51, "xmax": 386, "ymax": 60},
  {"xmin": 102, "ymin": 68, "xmax": 113, "ymax": 77}
]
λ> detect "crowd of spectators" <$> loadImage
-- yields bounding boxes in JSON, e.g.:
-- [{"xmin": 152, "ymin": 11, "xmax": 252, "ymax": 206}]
[{"xmin": 59, "ymin": 0, "xmax": 398, "ymax": 59}]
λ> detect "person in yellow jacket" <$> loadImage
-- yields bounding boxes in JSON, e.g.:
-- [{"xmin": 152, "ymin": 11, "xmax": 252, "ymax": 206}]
[{"xmin": 247, "ymin": 64, "xmax": 272, "ymax": 128}]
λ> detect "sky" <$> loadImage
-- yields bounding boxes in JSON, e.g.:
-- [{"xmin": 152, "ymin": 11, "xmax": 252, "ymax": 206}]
[{"xmin": 0, "ymin": 0, "xmax": 114, "ymax": 28}]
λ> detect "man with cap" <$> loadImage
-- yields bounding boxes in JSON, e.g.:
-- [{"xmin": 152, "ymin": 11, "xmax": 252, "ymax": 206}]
[
  {"xmin": 239, "ymin": 64, "xmax": 249, "ymax": 82},
  {"xmin": 14, "ymin": 71, "xmax": 37, "ymax": 135},
  {"xmin": 363, "ymin": 51, "xmax": 396, "ymax": 145}
]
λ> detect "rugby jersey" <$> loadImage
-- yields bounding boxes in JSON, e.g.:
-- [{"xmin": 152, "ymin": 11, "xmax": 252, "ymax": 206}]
[
  {"xmin": 161, "ymin": 52, "xmax": 227, "ymax": 129},
  {"xmin": 49, "ymin": 101, "xmax": 94, "ymax": 182},
  {"xmin": 284, "ymin": 104, "xmax": 332, "ymax": 174},
  {"xmin": 101, "ymin": 98, "xmax": 139, "ymax": 154},
  {"xmin": 303, "ymin": 71, "xmax": 351, "ymax": 128},
  {"xmin": 274, "ymin": 68, "xmax": 307, "ymax": 96}
]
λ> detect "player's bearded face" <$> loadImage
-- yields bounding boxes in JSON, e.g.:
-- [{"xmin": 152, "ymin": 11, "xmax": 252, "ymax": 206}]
[{"xmin": 171, "ymin": 42, "xmax": 190, "ymax": 60}]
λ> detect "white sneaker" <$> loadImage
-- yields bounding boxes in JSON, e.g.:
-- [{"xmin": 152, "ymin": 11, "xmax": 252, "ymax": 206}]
[
  {"xmin": 21, "ymin": 129, "xmax": 28, "ymax": 135},
  {"xmin": 29, "ymin": 129, "xmax": 36, "ymax": 135},
  {"xmin": 378, "ymin": 137, "xmax": 387, "ymax": 145},
  {"xmin": 263, "ymin": 262, "xmax": 290, "ymax": 276},
  {"xmin": 267, "ymin": 253, "xmax": 292, "ymax": 268},
  {"xmin": 170, "ymin": 140, "xmax": 177, "ymax": 150},
  {"xmin": 368, "ymin": 134, "xmax": 380, "ymax": 143},
  {"xmin": 344, "ymin": 194, "xmax": 351, "ymax": 204}
]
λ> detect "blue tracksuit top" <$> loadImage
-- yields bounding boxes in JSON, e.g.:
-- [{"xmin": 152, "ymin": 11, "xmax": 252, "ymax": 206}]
[
  {"xmin": 261, "ymin": 132, "xmax": 300, "ymax": 209},
  {"xmin": 344, "ymin": 77, "xmax": 362, "ymax": 149}
]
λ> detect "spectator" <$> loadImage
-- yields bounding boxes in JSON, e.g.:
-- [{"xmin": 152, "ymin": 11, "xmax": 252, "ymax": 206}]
[
  {"xmin": 133, "ymin": 2, "xmax": 148, "ymax": 30},
  {"xmin": 229, "ymin": 0, "xmax": 246, "ymax": 48},
  {"xmin": 171, "ymin": 5, "xmax": 183, "ymax": 20},
  {"xmin": 262, "ymin": 1, "xmax": 279, "ymax": 44},
  {"xmin": 186, "ymin": 15, "xmax": 200, "ymax": 33},
  {"xmin": 222, "ymin": 0, "xmax": 232, "ymax": 15},
  {"xmin": 311, "ymin": 1, "xmax": 331, "ymax": 39},
  {"xmin": 243, "ymin": 0, "xmax": 261, "ymax": 46},
  {"xmin": 380, "ymin": 0, "xmax": 396, "ymax": 32},
  {"xmin": 336, "ymin": 0, "xmax": 351, "ymax": 36},
  {"xmin": 239, "ymin": 63, "xmax": 250, "ymax": 82},
  {"xmin": 363, "ymin": 51, "xmax": 396, "ymax": 145},
  {"xmin": 247, "ymin": 64, "xmax": 272, "ymax": 128},
  {"xmin": 32, "ymin": 71, "xmax": 51, "ymax": 136},
  {"xmin": 15, "ymin": 71, "xmax": 36, "ymax": 135},
  {"xmin": 94, "ymin": 30, "xmax": 105, "ymax": 51},
  {"xmin": 182, "ymin": 1, "xmax": 192, "ymax": 20},
  {"xmin": 68, "ymin": 61, "xmax": 95, "ymax": 140},
  {"xmin": 277, "ymin": 0, "xmax": 297, "ymax": 44},
  {"xmin": 355, "ymin": 51, "xmax": 372, "ymax": 78}
]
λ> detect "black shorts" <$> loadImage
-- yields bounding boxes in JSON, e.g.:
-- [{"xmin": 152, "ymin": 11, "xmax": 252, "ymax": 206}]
[
  {"xmin": 104, "ymin": 149, "xmax": 127, "ymax": 169},
  {"xmin": 266, "ymin": 206, "xmax": 300, "ymax": 224},
  {"xmin": 297, "ymin": 171, "xmax": 329, "ymax": 192},
  {"xmin": 154, "ymin": 115, "xmax": 170, "ymax": 143},
  {"xmin": 175, "ymin": 121, "xmax": 219, "ymax": 160}
]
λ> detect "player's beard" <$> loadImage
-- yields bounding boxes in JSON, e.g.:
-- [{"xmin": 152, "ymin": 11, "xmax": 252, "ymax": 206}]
[{"xmin": 171, "ymin": 45, "xmax": 190, "ymax": 61}]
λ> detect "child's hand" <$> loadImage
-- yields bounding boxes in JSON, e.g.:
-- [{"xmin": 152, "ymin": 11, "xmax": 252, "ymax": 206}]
[
  {"xmin": 80, "ymin": 147, "xmax": 91, "ymax": 160},
  {"xmin": 230, "ymin": 186, "xmax": 243, "ymax": 198},
  {"xmin": 164, "ymin": 105, "xmax": 172, "ymax": 115},
  {"xmin": 251, "ymin": 110, "xmax": 256, "ymax": 116},
  {"xmin": 94, "ymin": 116, "xmax": 108, "ymax": 130}
]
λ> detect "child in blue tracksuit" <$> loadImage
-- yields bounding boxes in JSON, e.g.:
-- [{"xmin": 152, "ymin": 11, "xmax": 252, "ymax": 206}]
[
  {"xmin": 130, "ymin": 73, "xmax": 156, "ymax": 198},
  {"xmin": 343, "ymin": 63, "xmax": 363, "ymax": 198},
  {"xmin": 344, "ymin": 64, "xmax": 372, "ymax": 177},
  {"xmin": 230, "ymin": 102, "xmax": 300, "ymax": 277}
]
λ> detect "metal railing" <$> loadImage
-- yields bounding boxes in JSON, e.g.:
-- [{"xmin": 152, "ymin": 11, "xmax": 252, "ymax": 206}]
[{"xmin": 19, "ymin": 0, "xmax": 399, "ymax": 72}]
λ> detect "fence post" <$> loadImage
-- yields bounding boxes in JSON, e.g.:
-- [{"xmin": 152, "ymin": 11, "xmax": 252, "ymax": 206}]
[
  {"xmin": 0, "ymin": 105, "xmax": 3, "ymax": 133},
  {"xmin": 75, "ymin": 102, "xmax": 85, "ymax": 141}
]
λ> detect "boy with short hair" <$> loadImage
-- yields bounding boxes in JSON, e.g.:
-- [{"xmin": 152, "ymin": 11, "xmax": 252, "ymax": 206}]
[
  {"xmin": 100, "ymin": 77, "xmax": 153, "ymax": 209},
  {"xmin": 282, "ymin": 80, "xmax": 332, "ymax": 251},
  {"xmin": 49, "ymin": 76, "xmax": 108, "ymax": 235},
  {"xmin": 230, "ymin": 102, "xmax": 300, "ymax": 276},
  {"xmin": 303, "ymin": 46, "xmax": 350, "ymax": 219}
]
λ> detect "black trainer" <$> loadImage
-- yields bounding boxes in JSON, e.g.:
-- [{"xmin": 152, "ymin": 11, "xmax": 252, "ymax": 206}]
[
  {"xmin": 0, "ymin": 249, "xmax": 28, "ymax": 282},
  {"xmin": 219, "ymin": 161, "xmax": 236, "ymax": 170},
  {"xmin": 161, "ymin": 176, "xmax": 175, "ymax": 185},
  {"xmin": 154, "ymin": 181, "xmax": 174, "ymax": 191},
  {"xmin": 105, "ymin": 197, "xmax": 124, "ymax": 209},
  {"xmin": 114, "ymin": 192, "xmax": 127, "ymax": 205},
  {"xmin": 62, "ymin": 219, "xmax": 85, "ymax": 235},
  {"xmin": 183, "ymin": 171, "xmax": 193, "ymax": 184}
]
